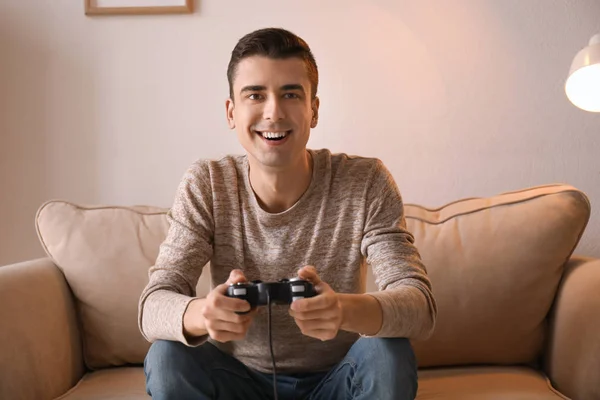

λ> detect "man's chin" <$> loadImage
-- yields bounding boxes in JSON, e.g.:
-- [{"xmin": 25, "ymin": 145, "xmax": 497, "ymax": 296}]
[{"xmin": 248, "ymin": 152, "xmax": 291, "ymax": 169}]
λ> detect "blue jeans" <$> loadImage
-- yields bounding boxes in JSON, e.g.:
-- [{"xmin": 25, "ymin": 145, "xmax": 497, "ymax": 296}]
[{"xmin": 144, "ymin": 337, "xmax": 417, "ymax": 400}]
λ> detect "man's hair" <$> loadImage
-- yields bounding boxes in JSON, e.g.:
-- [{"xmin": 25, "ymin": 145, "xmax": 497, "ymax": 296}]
[{"xmin": 227, "ymin": 28, "xmax": 319, "ymax": 100}]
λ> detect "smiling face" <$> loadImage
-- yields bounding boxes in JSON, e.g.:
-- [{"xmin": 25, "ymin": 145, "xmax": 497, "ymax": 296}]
[{"xmin": 226, "ymin": 56, "xmax": 319, "ymax": 170}]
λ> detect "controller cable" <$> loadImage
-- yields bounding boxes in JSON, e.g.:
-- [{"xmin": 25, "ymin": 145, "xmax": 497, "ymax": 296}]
[{"xmin": 266, "ymin": 292, "xmax": 278, "ymax": 400}]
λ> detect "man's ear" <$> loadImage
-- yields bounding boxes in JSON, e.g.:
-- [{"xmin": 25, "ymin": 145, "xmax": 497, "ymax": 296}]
[
  {"xmin": 310, "ymin": 96, "xmax": 320, "ymax": 129},
  {"xmin": 225, "ymin": 98, "xmax": 236, "ymax": 129}
]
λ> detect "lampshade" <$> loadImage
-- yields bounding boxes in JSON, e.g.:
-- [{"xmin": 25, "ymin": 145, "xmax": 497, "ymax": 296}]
[{"xmin": 565, "ymin": 33, "xmax": 600, "ymax": 112}]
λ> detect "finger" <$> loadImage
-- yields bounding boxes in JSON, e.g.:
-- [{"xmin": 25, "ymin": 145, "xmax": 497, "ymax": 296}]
[
  {"xmin": 299, "ymin": 328, "xmax": 338, "ymax": 341},
  {"xmin": 291, "ymin": 292, "xmax": 334, "ymax": 312},
  {"xmin": 294, "ymin": 317, "xmax": 339, "ymax": 331},
  {"xmin": 226, "ymin": 269, "xmax": 247, "ymax": 285},
  {"xmin": 206, "ymin": 320, "xmax": 249, "ymax": 335},
  {"xmin": 211, "ymin": 292, "xmax": 252, "ymax": 313},
  {"xmin": 213, "ymin": 280, "xmax": 252, "ymax": 304},
  {"xmin": 217, "ymin": 304, "xmax": 258, "ymax": 322},
  {"xmin": 289, "ymin": 308, "xmax": 339, "ymax": 321},
  {"xmin": 209, "ymin": 330, "xmax": 245, "ymax": 343},
  {"xmin": 203, "ymin": 308, "xmax": 253, "ymax": 329},
  {"xmin": 214, "ymin": 282, "xmax": 231, "ymax": 295},
  {"xmin": 297, "ymin": 265, "xmax": 321, "ymax": 285},
  {"xmin": 223, "ymin": 310, "xmax": 255, "ymax": 324}
]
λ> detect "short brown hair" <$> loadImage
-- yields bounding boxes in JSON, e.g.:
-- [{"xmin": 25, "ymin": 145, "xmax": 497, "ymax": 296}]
[{"xmin": 227, "ymin": 28, "xmax": 319, "ymax": 100}]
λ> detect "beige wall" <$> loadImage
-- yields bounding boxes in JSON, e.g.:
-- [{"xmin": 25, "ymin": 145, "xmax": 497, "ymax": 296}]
[{"xmin": 1, "ymin": 0, "xmax": 600, "ymax": 265}]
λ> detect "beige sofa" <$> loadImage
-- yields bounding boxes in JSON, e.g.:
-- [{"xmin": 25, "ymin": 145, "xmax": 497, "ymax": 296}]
[{"xmin": 1, "ymin": 183, "xmax": 599, "ymax": 400}]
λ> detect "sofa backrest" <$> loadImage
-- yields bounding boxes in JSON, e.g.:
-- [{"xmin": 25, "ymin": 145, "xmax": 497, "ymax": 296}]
[
  {"xmin": 36, "ymin": 203, "xmax": 172, "ymax": 369},
  {"xmin": 403, "ymin": 184, "xmax": 589, "ymax": 368},
  {"xmin": 35, "ymin": 184, "xmax": 590, "ymax": 370}
]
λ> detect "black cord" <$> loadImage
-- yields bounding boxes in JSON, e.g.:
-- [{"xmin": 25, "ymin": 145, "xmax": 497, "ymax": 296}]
[{"xmin": 267, "ymin": 293, "xmax": 278, "ymax": 400}]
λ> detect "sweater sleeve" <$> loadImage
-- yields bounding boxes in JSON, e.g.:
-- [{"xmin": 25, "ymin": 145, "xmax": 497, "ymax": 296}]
[
  {"xmin": 138, "ymin": 161, "xmax": 214, "ymax": 346},
  {"xmin": 361, "ymin": 160, "xmax": 437, "ymax": 340}
]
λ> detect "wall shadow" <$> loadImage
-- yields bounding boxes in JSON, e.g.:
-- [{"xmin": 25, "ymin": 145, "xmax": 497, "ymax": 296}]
[{"xmin": 0, "ymin": 4, "xmax": 99, "ymax": 265}]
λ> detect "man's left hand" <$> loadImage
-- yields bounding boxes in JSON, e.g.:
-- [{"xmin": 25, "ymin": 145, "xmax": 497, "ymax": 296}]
[{"xmin": 289, "ymin": 265, "xmax": 343, "ymax": 341}]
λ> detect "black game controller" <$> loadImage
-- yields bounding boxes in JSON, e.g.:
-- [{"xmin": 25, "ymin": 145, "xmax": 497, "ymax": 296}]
[{"xmin": 226, "ymin": 278, "xmax": 317, "ymax": 313}]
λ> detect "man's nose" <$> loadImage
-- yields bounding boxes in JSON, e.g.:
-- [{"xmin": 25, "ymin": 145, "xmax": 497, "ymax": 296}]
[{"xmin": 263, "ymin": 97, "xmax": 284, "ymax": 121}]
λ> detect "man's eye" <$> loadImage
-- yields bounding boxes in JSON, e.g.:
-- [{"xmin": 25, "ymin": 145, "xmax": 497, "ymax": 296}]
[
  {"xmin": 283, "ymin": 93, "xmax": 299, "ymax": 99},
  {"xmin": 248, "ymin": 93, "xmax": 263, "ymax": 100}
]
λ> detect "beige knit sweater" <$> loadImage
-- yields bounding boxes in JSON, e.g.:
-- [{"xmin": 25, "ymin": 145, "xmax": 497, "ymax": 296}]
[{"xmin": 138, "ymin": 148, "xmax": 436, "ymax": 374}]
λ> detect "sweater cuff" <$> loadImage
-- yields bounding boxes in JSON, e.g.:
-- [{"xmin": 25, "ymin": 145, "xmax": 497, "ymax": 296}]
[
  {"xmin": 141, "ymin": 290, "xmax": 209, "ymax": 347},
  {"xmin": 362, "ymin": 291, "xmax": 398, "ymax": 337},
  {"xmin": 180, "ymin": 297, "xmax": 210, "ymax": 347},
  {"xmin": 363, "ymin": 286, "xmax": 434, "ymax": 339}
]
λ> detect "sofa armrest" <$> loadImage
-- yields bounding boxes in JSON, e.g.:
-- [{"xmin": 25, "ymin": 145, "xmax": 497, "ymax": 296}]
[
  {"xmin": 544, "ymin": 255, "xmax": 600, "ymax": 400},
  {"xmin": 0, "ymin": 258, "xmax": 84, "ymax": 400}
]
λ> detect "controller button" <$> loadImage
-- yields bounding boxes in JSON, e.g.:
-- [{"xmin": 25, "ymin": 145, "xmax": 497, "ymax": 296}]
[
  {"xmin": 291, "ymin": 286, "xmax": 305, "ymax": 292},
  {"xmin": 233, "ymin": 288, "xmax": 247, "ymax": 296},
  {"xmin": 292, "ymin": 296, "xmax": 303, "ymax": 302}
]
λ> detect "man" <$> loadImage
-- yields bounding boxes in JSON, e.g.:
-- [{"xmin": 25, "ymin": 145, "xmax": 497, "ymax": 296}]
[{"xmin": 139, "ymin": 27, "xmax": 437, "ymax": 400}]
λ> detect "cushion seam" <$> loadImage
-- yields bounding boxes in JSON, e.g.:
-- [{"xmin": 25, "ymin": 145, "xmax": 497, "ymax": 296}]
[
  {"xmin": 404, "ymin": 183, "xmax": 566, "ymax": 212},
  {"xmin": 37, "ymin": 199, "xmax": 168, "ymax": 215},
  {"xmin": 405, "ymin": 190, "xmax": 590, "ymax": 225}
]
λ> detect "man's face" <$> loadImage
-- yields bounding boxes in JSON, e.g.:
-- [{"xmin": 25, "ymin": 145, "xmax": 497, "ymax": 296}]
[{"xmin": 226, "ymin": 56, "xmax": 319, "ymax": 169}]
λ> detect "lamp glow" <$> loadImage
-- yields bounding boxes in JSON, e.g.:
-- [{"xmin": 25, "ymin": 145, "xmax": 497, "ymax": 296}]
[{"xmin": 565, "ymin": 34, "xmax": 600, "ymax": 112}]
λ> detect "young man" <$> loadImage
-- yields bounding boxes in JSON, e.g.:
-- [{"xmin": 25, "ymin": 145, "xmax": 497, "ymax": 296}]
[{"xmin": 139, "ymin": 27, "xmax": 437, "ymax": 400}]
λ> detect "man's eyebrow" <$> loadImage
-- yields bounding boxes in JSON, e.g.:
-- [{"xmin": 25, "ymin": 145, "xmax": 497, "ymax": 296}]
[
  {"xmin": 239, "ymin": 84, "xmax": 306, "ymax": 94},
  {"xmin": 240, "ymin": 85, "xmax": 266, "ymax": 93},
  {"xmin": 281, "ymin": 84, "xmax": 305, "ymax": 93}
]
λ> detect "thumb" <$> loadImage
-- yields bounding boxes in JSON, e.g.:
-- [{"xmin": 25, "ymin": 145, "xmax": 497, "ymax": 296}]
[
  {"xmin": 297, "ymin": 265, "xmax": 322, "ymax": 285},
  {"xmin": 226, "ymin": 269, "xmax": 247, "ymax": 285}
]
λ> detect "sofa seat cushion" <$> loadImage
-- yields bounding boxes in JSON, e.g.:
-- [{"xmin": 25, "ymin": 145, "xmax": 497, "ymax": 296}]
[
  {"xmin": 404, "ymin": 184, "xmax": 590, "ymax": 367},
  {"xmin": 54, "ymin": 366, "xmax": 566, "ymax": 400},
  {"xmin": 417, "ymin": 367, "xmax": 568, "ymax": 400},
  {"xmin": 55, "ymin": 367, "xmax": 149, "ymax": 400},
  {"xmin": 417, "ymin": 366, "xmax": 568, "ymax": 399}
]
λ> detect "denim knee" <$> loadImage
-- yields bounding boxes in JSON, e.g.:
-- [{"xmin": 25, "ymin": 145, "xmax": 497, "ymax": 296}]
[
  {"xmin": 349, "ymin": 337, "xmax": 418, "ymax": 397},
  {"xmin": 144, "ymin": 340, "xmax": 210, "ymax": 398},
  {"xmin": 145, "ymin": 339, "xmax": 188, "ymax": 375},
  {"xmin": 351, "ymin": 337, "xmax": 416, "ymax": 364}
]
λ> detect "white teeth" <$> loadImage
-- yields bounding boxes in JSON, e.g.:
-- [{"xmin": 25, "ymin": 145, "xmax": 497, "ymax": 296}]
[{"xmin": 261, "ymin": 131, "xmax": 288, "ymax": 139}]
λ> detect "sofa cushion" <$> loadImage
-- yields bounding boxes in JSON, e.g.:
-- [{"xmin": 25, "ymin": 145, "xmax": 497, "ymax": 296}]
[
  {"xmin": 55, "ymin": 367, "xmax": 149, "ymax": 400},
  {"xmin": 417, "ymin": 366, "xmax": 568, "ymax": 399},
  {"xmin": 404, "ymin": 184, "xmax": 590, "ymax": 367},
  {"xmin": 35, "ymin": 201, "xmax": 212, "ymax": 370},
  {"xmin": 55, "ymin": 366, "xmax": 567, "ymax": 400}
]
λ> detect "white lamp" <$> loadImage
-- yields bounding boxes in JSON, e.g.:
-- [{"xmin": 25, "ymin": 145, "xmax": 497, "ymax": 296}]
[{"xmin": 565, "ymin": 33, "xmax": 600, "ymax": 112}]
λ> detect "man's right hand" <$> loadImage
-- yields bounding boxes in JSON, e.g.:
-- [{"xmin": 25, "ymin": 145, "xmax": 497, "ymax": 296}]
[{"xmin": 183, "ymin": 269, "xmax": 257, "ymax": 343}]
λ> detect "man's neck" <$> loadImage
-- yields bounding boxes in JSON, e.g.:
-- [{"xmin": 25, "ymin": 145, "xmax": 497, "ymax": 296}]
[{"xmin": 248, "ymin": 151, "xmax": 313, "ymax": 213}]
